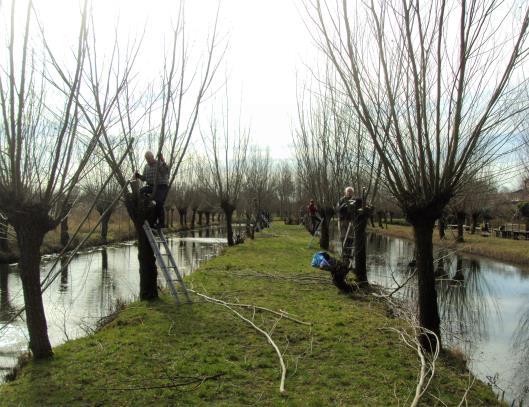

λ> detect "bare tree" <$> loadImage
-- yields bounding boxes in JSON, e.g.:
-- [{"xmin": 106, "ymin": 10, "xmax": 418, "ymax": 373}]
[
  {"xmin": 295, "ymin": 73, "xmax": 382, "ymax": 284},
  {"xmin": 199, "ymin": 104, "xmax": 249, "ymax": 246},
  {"xmin": 244, "ymin": 147, "xmax": 273, "ymax": 233},
  {"xmin": 274, "ymin": 161, "xmax": 295, "ymax": 221},
  {"xmin": 80, "ymin": 6, "xmax": 224, "ymax": 300},
  {"xmin": 83, "ymin": 162, "xmax": 122, "ymax": 244},
  {"xmin": 307, "ymin": 0, "xmax": 529, "ymax": 351},
  {"xmin": 294, "ymin": 80, "xmax": 355, "ymax": 250},
  {"xmin": 0, "ymin": 0, "xmax": 99, "ymax": 358}
]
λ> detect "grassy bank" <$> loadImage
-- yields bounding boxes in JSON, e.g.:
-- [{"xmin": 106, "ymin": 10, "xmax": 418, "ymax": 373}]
[
  {"xmin": 371, "ymin": 224, "xmax": 529, "ymax": 267},
  {"xmin": 0, "ymin": 224, "xmax": 500, "ymax": 406}
]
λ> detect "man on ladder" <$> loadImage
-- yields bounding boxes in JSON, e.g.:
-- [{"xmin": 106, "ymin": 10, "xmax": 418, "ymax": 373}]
[{"xmin": 337, "ymin": 187, "xmax": 362, "ymax": 263}]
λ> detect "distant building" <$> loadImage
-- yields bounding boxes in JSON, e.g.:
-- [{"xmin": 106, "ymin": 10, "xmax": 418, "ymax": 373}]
[{"xmin": 508, "ymin": 177, "xmax": 529, "ymax": 203}]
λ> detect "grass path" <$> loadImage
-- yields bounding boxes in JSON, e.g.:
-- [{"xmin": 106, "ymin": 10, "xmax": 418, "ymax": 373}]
[{"xmin": 0, "ymin": 224, "xmax": 501, "ymax": 406}]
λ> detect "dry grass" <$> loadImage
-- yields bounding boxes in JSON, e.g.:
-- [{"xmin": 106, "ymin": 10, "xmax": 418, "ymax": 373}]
[
  {"xmin": 0, "ymin": 205, "xmax": 202, "ymax": 262},
  {"xmin": 370, "ymin": 224, "xmax": 529, "ymax": 267}
]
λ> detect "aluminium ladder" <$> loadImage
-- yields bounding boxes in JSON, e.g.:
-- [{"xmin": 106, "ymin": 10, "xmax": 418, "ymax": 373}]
[
  {"xmin": 341, "ymin": 220, "xmax": 355, "ymax": 265},
  {"xmin": 143, "ymin": 221, "xmax": 191, "ymax": 304}
]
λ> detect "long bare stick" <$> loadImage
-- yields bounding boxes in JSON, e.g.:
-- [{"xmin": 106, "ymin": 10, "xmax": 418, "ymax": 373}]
[{"xmin": 188, "ymin": 289, "xmax": 292, "ymax": 393}]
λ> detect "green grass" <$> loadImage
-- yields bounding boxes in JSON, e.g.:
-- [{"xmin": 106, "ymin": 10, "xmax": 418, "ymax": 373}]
[
  {"xmin": 0, "ymin": 224, "xmax": 501, "ymax": 406},
  {"xmin": 372, "ymin": 224, "xmax": 529, "ymax": 267}
]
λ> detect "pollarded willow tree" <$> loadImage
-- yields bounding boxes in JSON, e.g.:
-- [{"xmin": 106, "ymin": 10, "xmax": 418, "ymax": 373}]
[
  {"xmin": 78, "ymin": 6, "xmax": 224, "ymax": 300},
  {"xmin": 294, "ymin": 80, "xmax": 355, "ymax": 251},
  {"xmin": 308, "ymin": 0, "xmax": 529, "ymax": 351},
  {"xmin": 244, "ymin": 147, "xmax": 273, "ymax": 233},
  {"xmin": 0, "ymin": 0, "xmax": 107, "ymax": 358},
  {"xmin": 274, "ymin": 161, "xmax": 295, "ymax": 220},
  {"xmin": 295, "ymin": 73, "xmax": 382, "ymax": 284},
  {"xmin": 83, "ymin": 161, "xmax": 122, "ymax": 244},
  {"xmin": 199, "ymin": 102, "xmax": 249, "ymax": 246}
]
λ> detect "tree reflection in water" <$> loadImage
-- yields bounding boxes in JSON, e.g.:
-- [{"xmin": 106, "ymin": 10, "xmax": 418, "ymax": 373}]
[
  {"xmin": 436, "ymin": 256, "xmax": 496, "ymax": 352},
  {"xmin": 512, "ymin": 305, "xmax": 529, "ymax": 402},
  {"xmin": 59, "ymin": 256, "xmax": 69, "ymax": 293},
  {"xmin": 0, "ymin": 264, "xmax": 18, "ymax": 321}
]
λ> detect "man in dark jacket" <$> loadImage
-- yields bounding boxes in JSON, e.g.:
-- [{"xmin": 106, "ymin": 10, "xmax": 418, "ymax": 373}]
[
  {"xmin": 135, "ymin": 151, "xmax": 170, "ymax": 228},
  {"xmin": 337, "ymin": 187, "xmax": 361, "ymax": 258},
  {"xmin": 307, "ymin": 199, "xmax": 320, "ymax": 235}
]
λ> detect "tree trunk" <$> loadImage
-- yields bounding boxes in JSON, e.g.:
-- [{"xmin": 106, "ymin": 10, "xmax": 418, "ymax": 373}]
[
  {"xmin": 354, "ymin": 211, "xmax": 369, "ymax": 286},
  {"xmin": 319, "ymin": 208, "xmax": 333, "ymax": 251},
  {"xmin": 438, "ymin": 217, "xmax": 446, "ymax": 240},
  {"xmin": 198, "ymin": 211, "xmax": 203, "ymax": 225},
  {"xmin": 100, "ymin": 211, "xmax": 112, "ymax": 244},
  {"xmin": 225, "ymin": 208, "xmax": 235, "ymax": 246},
  {"xmin": 134, "ymin": 221, "xmax": 158, "ymax": 300},
  {"xmin": 179, "ymin": 209, "xmax": 186, "ymax": 227},
  {"xmin": 411, "ymin": 219, "xmax": 441, "ymax": 353},
  {"xmin": 191, "ymin": 209, "xmax": 197, "ymax": 228},
  {"xmin": 470, "ymin": 213, "xmax": 478, "ymax": 234},
  {"xmin": 15, "ymin": 224, "xmax": 53, "ymax": 359},
  {"xmin": 60, "ymin": 215, "xmax": 69, "ymax": 248},
  {"xmin": 205, "ymin": 212, "xmax": 211, "ymax": 226},
  {"xmin": 124, "ymin": 189, "xmax": 158, "ymax": 301},
  {"xmin": 246, "ymin": 213, "xmax": 255, "ymax": 239}
]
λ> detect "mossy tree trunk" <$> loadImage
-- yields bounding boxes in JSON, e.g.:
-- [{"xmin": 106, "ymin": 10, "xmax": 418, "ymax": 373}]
[
  {"xmin": 354, "ymin": 209, "xmax": 370, "ymax": 286},
  {"xmin": 409, "ymin": 215, "xmax": 442, "ymax": 353},
  {"xmin": 124, "ymin": 192, "xmax": 158, "ymax": 301},
  {"xmin": 11, "ymin": 211, "xmax": 55, "ymax": 359}
]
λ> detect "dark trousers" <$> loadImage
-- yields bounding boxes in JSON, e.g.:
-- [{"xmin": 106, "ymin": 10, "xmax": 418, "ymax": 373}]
[{"xmin": 140, "ymin": 184, "xmax": 169, "ymax": 227}]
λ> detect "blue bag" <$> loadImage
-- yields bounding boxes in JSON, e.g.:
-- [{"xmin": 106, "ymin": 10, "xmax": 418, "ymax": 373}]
[{"xmin": 311, "ymin": 251, "xmax": 330, "ymax": 268}]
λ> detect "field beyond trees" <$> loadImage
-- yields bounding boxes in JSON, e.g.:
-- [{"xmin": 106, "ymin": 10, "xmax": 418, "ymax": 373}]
[{"xmin": 0, "ymin": 224, "xmax": 500, "ymax": 406}]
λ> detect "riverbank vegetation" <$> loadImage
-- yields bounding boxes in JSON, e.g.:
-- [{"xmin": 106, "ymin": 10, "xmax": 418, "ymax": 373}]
[
  {"xmin": 0, "ymin": 224, "xmax": 501, "ymax": 406},
  {"xmin": 0, "ymin": 206, "xmax": 222, "ymax": 264}
]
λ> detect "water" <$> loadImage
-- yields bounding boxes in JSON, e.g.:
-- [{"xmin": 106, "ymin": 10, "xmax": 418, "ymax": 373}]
[
  {"xmin": 0, "ymin": 227, "xmax": 226, "ymax": 382},
  {"xmin": 364, "ymin": 233, "xmax": 529, "ymax": 404}
]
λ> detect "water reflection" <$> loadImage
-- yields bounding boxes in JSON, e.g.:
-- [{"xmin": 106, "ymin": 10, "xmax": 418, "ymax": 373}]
[
  {"xmin": 437, "ymin": 256, "xmax": 495, "ymax": 352},
  {"xmin": 0, "ymin": 226, "xmax": 226, "ymax": 382},
  {"xmin": 0, "ymin": 264, "xmax": 17, "ymax": 321},
  {"xmin": 365, "ymin": 233, "xmax": 528, "ymax": 405},
  {"xmin": 512, "ymin": 306, "xmax": 529, "ymax": 401},
  {"xmin": 59, "ymin": 257, "xmax": 69, "ymax": 293}
]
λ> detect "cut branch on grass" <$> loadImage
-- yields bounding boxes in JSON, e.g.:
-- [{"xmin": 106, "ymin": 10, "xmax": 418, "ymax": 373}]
[
  {"xmin": 188, "ymin": 288, "xmax": 312, "ymax": 393},
  {"xmin": 101, "ymin": 373, "xmax": 224, "ymax": 392}
]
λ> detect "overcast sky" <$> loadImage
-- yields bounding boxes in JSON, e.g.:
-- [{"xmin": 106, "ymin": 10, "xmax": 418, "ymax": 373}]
[{"xmin": 27, "ymin": 0, "xmax": 315, "ymax": 160}]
